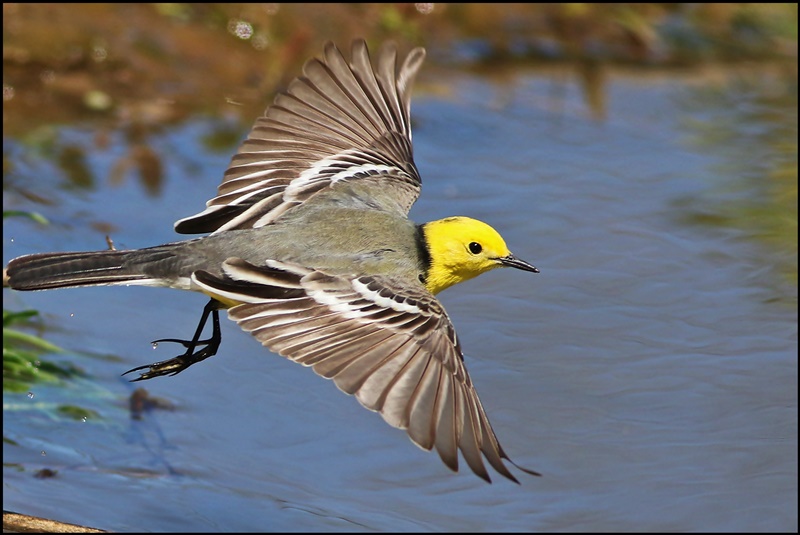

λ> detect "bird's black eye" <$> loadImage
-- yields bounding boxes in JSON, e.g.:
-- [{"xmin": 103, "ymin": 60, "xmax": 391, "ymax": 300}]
[{"xmin": 468, "ymin": 242, "xmax": 482, "ymax": 255}]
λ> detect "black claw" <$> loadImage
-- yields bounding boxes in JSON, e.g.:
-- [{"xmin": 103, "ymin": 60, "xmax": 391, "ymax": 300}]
[
  {"xmin": 150, "ymin": 336, "xmax": 218, "ymax": 349},
  {"xmin": 123, "ymin": 300, "xmax": 222, "ymax": 382},
  {"xmin": 151, "ymin": 338, "xmax": 193, "ymax": 349},
  {"xmin": 122, "ymin": 356, "xmax": 195, "ymax": 381}
]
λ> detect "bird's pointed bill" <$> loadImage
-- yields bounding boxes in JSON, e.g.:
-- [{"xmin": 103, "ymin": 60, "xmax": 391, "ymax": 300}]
[{"xmin": 499, "ymin": 254, "xmax": 539, "ymax": 273}]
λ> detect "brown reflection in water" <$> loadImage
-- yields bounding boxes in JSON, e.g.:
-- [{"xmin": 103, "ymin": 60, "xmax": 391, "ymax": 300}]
[{"xmin": 3, "ymin": 3, "xmax": 794, "ymax": 202}]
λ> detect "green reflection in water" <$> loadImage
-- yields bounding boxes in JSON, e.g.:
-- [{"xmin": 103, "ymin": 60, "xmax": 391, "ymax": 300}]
[{"xmin": 677, "ymin": 65, "xmax": 797, "ymax": 293}]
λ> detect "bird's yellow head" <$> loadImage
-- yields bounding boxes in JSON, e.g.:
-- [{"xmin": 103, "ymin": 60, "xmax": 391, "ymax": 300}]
[{"xmin": 421, "ymin": 216, "xmax": 538, "ymax": 295}]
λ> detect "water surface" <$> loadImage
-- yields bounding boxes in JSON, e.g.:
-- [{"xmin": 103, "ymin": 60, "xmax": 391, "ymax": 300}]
[{"xmin": 3, "ymin": 64, "xmax": 797, "ymax": 532}]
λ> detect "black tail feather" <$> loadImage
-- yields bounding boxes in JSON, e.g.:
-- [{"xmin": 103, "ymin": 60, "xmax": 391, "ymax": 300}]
[{"xmin": 5, "ymin": 250, "xmax": 149, "ymax": 290}]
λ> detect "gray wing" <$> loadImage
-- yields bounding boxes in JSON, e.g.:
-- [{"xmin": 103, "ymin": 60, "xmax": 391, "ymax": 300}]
[
  {"xmin": 191, "ymin": 258, "xmax": 539, "ymax": 483},
  {"xmin": 175, "ymin": 40, "xmax": 425, "ymax": 235}
]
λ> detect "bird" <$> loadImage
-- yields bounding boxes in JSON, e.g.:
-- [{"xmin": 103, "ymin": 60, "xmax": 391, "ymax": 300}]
[{"xmin": 4, "ymin": 39, "xmax": 541, "ymax": 484}]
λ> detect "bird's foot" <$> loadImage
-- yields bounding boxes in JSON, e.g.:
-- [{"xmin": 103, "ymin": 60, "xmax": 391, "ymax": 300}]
[
  {"xmin": 122, "ymin": 336, "xmax": 220, "ymax": 381},
  {"xmin": 122, "ymin": 300, "xmax": 222, "ymax": 381}
]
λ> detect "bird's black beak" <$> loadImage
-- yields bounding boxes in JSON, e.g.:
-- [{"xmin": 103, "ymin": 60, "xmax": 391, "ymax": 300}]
[{"xmin": 499, "ymin": 254, "xmax": 539, "ymax": 273}]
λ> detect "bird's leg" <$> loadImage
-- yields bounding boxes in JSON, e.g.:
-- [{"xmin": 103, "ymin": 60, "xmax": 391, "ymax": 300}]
[{"xmin": 123, "ymin": 299, "xmax": 222, "ymax": 381}]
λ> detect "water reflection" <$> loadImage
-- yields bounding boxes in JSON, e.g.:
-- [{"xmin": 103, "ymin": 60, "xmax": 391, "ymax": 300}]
[{"xmin": 677, "ymin": 65, "xmax": 798, "ymax": 291}]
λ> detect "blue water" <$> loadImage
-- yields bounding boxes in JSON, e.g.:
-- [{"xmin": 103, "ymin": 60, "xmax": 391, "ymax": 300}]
[{"xmin": 3, "ymin": 66, "xmax": 797, "ymax": 531}]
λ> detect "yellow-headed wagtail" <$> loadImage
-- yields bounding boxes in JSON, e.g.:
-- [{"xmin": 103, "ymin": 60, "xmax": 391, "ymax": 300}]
[{"xmin": 5, "ymin": 40, "xmax": 540, "ymax": 483}]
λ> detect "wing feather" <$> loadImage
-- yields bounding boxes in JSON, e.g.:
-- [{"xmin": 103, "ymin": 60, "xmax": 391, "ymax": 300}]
[
  {"xmin": 190, "ymin": 258, "xmax": 537, "ymax": 483},
  {"xmin": 175, "ymin": 40, "xmax": 425, "ymax": 235}
]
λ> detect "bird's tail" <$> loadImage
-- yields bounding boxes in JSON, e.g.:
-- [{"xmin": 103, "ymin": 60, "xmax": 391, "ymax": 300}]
[{"xmin": 5, "ymin": 249, "xmax": 158, "ymax": 291}]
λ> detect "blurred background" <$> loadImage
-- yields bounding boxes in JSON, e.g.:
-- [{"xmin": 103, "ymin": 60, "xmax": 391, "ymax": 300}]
[{"xmin": 3, "ymin": 3, "xmax": 797, "ymax": 532}]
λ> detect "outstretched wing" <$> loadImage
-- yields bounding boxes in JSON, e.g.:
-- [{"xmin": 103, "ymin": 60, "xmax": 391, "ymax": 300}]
[
  {"xmin": 176, "ymin": 40, "xmax": 426, "ymax": 235},
  {"xmin": 191, "ymin": 258, "xmax": 539, "ymax": 483}
]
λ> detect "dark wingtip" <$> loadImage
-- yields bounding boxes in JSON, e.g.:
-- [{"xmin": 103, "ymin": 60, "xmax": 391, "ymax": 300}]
[{"xmin": 506, "ymin": 456, "xmax": 542, "ymax": 479}]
